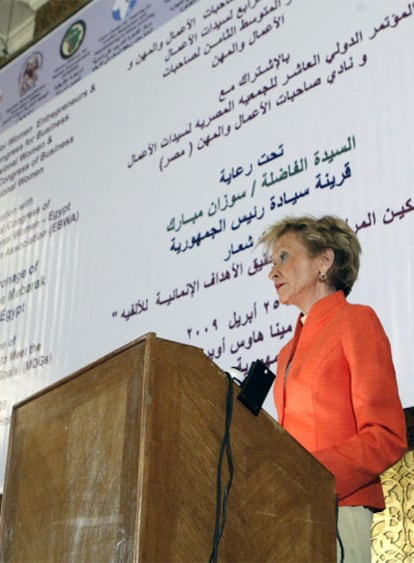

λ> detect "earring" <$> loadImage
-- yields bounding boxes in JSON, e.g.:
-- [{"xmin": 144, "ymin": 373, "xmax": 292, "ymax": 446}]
[{"xmin": 319, "ymin": 271, "xmax": 327, "ymax": 281}]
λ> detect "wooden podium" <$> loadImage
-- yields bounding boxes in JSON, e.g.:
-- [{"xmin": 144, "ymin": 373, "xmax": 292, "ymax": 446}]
[{"xmin": 0, "ymin": 333, "xmax": 336, "ymax": 562}]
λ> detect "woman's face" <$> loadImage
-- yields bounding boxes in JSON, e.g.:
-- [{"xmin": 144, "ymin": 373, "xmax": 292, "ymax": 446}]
[{"xmin": 268, "ymin": 231, "xmax": 332, "ymax": 313}]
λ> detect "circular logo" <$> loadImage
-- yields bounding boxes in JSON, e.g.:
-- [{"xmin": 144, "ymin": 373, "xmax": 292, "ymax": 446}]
[
  {"xmin": 112, "ymin": 0, "xmax": 137, "ymax": 21},
  {"xmin": 60, "ymin": 20, "xmax": 86, "ymax": 59}
]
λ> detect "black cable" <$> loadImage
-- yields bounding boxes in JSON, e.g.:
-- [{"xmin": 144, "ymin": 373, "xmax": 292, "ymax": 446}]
[
  {"xmin": 336, "ymin": 496, "xmax": 345, "ymax": 563},
  {"xmin": 209, "ymin": 373, "xmax": 234, "ymax": 563}
]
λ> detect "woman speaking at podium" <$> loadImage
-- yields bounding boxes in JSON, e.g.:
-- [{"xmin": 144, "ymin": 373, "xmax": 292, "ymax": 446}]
[{"xmin": 259, "ymin": 215, "xmax": 407, "ymax": 562}]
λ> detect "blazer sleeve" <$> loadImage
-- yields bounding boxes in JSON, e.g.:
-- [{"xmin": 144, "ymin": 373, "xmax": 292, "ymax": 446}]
[{"xmin": 312, "ymin": 306, "xmax": 407, "ymax": 501}]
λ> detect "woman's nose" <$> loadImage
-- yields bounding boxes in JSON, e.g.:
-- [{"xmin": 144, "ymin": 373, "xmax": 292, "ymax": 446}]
[{"xmin": 268, "ymin": 265, "xmax": 277, "ymax": 280}]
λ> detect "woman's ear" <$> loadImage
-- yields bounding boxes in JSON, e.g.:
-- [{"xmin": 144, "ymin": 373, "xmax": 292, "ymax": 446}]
[{"xmin": 320, "ymin": 248, "xmax": 335, "ymax": 271}]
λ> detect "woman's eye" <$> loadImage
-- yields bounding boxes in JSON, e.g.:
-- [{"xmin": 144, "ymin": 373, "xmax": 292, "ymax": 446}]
[{"xmin": 280, "ymin": 252, "xmax": 288, "ymax": 262}]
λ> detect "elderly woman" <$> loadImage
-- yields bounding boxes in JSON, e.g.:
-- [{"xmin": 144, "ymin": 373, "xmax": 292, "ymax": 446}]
[{"xmin": 259, "ymin": 215, "xmax": 407, "ymax": 563}]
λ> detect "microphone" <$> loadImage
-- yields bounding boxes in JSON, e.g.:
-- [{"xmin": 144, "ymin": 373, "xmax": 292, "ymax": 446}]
[{"xmin": 236, "ymin": 360, "xmax": 275, "ymax": 416}]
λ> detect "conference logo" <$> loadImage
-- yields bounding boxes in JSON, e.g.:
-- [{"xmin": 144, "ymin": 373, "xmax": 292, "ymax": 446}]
[
  {"xmin": 60, "ymin": 20, "xmax": 86, "ymax": 59},
  {"xmin": 112, "ymin": 0, "xmax": 138, "ymax": 21},
  {"xmin": 19, "ymin": 52, "xmax": 43, "ymax": 96}
]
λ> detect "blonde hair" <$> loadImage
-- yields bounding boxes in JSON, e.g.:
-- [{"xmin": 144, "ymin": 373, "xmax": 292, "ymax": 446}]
[{"xmin": 259, "ymin": 215, "xmax": 361, "ymax": 296}]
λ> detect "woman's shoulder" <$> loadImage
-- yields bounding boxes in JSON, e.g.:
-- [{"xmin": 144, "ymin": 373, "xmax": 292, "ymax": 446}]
[
  {"xmin": 316, "ymin": 291, "xmax": 378, "ymax": 322},
  {"xmin": 342, "ymin": 299, "xmax": 378, "ymax": 318},
  {"xmin": 340, "ymin": 299, "xmax": 388, "ymax": 335}
]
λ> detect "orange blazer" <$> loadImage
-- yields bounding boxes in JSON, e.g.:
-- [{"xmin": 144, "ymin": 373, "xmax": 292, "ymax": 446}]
[{"xmin": 274, "ymin": 291, "xmax": 407, "ymax": 509}]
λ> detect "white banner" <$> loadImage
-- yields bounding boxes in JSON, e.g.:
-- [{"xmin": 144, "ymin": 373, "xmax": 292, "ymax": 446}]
[{"xmin": 1, "ymin": 0, "xmax": 413, "ymax": 490}]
